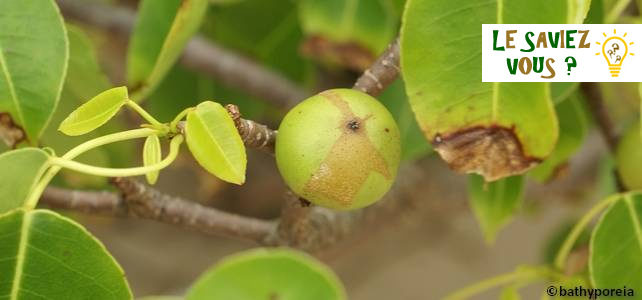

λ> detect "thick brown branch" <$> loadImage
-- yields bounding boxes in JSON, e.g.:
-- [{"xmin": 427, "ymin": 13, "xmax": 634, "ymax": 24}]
[
  {"xmin": 41, "ymin": 180, "xmax": 277, "ymax": 244},
  {"xmin": 353, "ymin": 38, "xmax": 401, "ymax": 97},
  {"xmin": 56, "ymin": 0, "xmax": 307, "ymax": 109}
]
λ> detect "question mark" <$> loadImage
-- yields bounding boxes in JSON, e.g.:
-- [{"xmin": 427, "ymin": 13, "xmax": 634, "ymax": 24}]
[{"xmin": 565, "ymin": 56, "xmax": 577, "ymax": 75}]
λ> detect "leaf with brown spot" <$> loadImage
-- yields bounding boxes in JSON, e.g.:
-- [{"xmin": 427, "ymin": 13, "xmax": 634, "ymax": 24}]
[{"xmin": 399, "ymin": 0, "xmax": 589, "ymax": 180}]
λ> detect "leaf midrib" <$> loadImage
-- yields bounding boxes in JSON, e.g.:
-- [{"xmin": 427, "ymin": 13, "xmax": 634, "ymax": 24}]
[
  {"xmin": 0, "ymin": 44, "xmax": 25, "ymax": 127},
  {"xmin": 10, "ymin": 211, "xmax": 32, "ymax": 300}
]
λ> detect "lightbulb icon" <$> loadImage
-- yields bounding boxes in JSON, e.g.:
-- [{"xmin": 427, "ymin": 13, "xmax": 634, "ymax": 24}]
[{"xmin": 596, "ymin": 29, "xmax": 634, "ymax": 77}]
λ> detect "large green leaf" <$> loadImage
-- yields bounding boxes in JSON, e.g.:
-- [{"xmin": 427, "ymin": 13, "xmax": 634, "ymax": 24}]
[
  {"xmin": 0, "ymin": 0, "xmax": 68, "ymax": 143},
  {"xmin": 128, "ymin": 0, "xmax": 209, "ymax": 101},
  {"xmin": 185, "ymin": 101, "xmax": 246, "ymax": 185},
  {"xmin": 186, "ymin": 248, "xmax": 346, "ymax": 300},
  {"xmin": 0, "ymin": 209, "xmax": 132, "ymax": 299},
  {"xmin": 0, "ymin": 148, "xmax": 50, "ymax": 213},
  {"xmin": 298, "ymin": 0, "xmax": 397, "ymax": 70},
  {"xmin": 400, "ymin": 0, "xmax": 588, "ymax": 181},
  {"xmin": 590, "ymin": 193, "xmax": 642, "ymax": 297},
  {"xmin": 58, "ymin": 86, "xmax": 129, "ymax": 136},
  {"xmin": 530, "ymin": 94, "xmax": 588, "ymax": 182},
  {"xmin": 468, "ymin": 174, "xmax": 524, "ymax": 243}
]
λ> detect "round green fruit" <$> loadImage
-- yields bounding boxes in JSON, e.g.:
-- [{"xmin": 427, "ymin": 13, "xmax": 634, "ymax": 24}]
[
  {"xmin": 275, "ymin": 88, "xmax": 401, "ymax": 210},
  {"xmin": 616, "ymin": 121, "xmax": 642, "ymax": 190}
]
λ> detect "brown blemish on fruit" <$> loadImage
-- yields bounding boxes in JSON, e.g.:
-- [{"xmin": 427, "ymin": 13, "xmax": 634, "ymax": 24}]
[
  {"xmin": 301, "ymin": 91, "xmax": 391, "ymax": 207},
  {"xmin": 432, "ymin": 126, "xmax": 540, "ymax": 181},
  {"xmin": 0, "ymin": 113, "xmax": 26, "ymax": 148}
]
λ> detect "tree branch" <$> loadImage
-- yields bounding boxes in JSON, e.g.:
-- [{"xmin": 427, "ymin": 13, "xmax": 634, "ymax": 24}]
[
  {"xmin": 353, "ymin": 38, "xmax": 401, "ymax": 97},
  {"xmin": 56, "ymin": 0, "xmax": 307, "ymax": 109},
  {"xmin": 41, "ymin": 180, "xmax": 278, "ymax": 244},
  {"xmin": 226, "ymin": 104, "xmax": 277, "ymax": 153}
]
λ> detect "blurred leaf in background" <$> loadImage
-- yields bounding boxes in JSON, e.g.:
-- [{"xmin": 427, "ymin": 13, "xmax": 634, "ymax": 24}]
[
  {"xmin": 297, "ymin": 0, "xmax": 397, "ymax": 71},
  {"xmin": 378, "ymin": 79, "xmax": 431, "ymax": 162},
  {"xmin": 42, "ymin": 25, "xmax": 132, "ymax": 188}
]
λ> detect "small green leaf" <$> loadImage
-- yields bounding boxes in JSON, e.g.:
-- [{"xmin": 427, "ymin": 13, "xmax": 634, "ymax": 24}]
[
  {"xmin": 128, "ymin": 0, "xmax": 208, "ymax": 101},
  {"xmin": 58, "ymin": 86, "xmax": 129, "ymax": 136},
  {"xmin": 0, "ymin": 0, "xmax": 69, "ymax": 142},
  {"xmin": 468, "ymin": 175, "xmax": 525, "ymax": 243},
  {"xmin": 590, "ymin": 193, "xmax": 642, "ymax": 297},
  {"xmin": 530, "ymin": 94, "xmax": 588, "ymax": 182},
  {"xmin": 186, "ymin": 248, "xmax": 346, "ymax": 300},
  {"xmin": 0, "ymin": 148, "xmax": 50, "ymax": 213},
  {"xmin": 186, "ymin": 101, "xmax": 246, "ymax": 185},
  {"xmin": 138, "ymin": 297, "xmax": 182, "ymax": 300},
  {"xmin": 143, "ymin": 135, "xmax": 162, "ymax": 185},
  {"xmin": 0, "ymin": 209, "xmax": 132, "ymax": 299}
]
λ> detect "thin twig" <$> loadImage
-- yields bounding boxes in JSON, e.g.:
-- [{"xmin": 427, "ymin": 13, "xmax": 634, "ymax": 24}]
[
  {"xmin": 353, "ymin": 38, "xmax": 401, "ymax": 97},
  {"xmin": 41, "ymin": 181, "xmax": 278, "ymax": 244},
  {"xmin": 226, "ymin": 104, "xmax": 277, "ymax": 153},
  {"xmin": 56, "ymin": 0, "xmax": 307, "ymax": 109}
]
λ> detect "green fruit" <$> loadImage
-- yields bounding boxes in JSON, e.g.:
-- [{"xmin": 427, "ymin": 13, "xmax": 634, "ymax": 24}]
[
  {"xmin": 616, "ymin": 121, "xmax": 642, "ymax": 190},
  {"xmin": 276, "ymin": 88, "xmax": 401, "ymax": 210}
]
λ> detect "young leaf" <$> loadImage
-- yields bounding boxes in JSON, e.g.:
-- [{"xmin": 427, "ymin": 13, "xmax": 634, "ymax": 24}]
[
  {"xmin": 590, "ymin": 193, "xmax": 642, "ymax": 293},
  {"xmin": 0, "ymin": 209, "xmax": 132, "ymax": 299},
  {"xmin": 186, "ymin": 248, "xmax": 346, "ymax": 300},
  {"xmin": 143, "ymin": 135, "xmax": 162, "ymax": 185},
  {"xmin": 186, "ymin": 101, "xmax": 247, "ymax": 185},
  {"xmin": 500, "ymin": 285, "xmax": 521, "ymax": 300},
  {"xmin": 530, "ymin": 94, "xmax": 588, "ymax": 182},
  {"xmin": 58, "ymin": 86, "xmax": 129, "ymax": 136},
  {"xmin": 127, "ymin": 0, "xmax": 209, "ymax": 101},
  {"xmin": 0, "ymin": 148, "xmax": 50, "ymax": 213},
  {"xmin": 468, "ymin": 175, "xmax": 525, "ymax": 243},
  {"xmin": 400, "ymin": 0, "xmax": 587, "ymax": 181},
  {"xmin": 0, "ymin": 0, "xmax": 68, "ymax": 143}
]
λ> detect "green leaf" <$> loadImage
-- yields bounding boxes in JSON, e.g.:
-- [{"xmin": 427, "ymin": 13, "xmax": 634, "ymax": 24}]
[
  {"xmin": 138, "ymin": 297, "xmax": 182, "ymax": 300},
  {"xmin": 43, "ymin": 25, "xmax": 133, "ymax": 188},
  {"xmin": 298, "ymin": 0, "xmax": 397, "ymax": 70},
  {"xmin": 590, "ymin": 193, "xmax": 642, "ymax": 296},
  {"xmin": 468, "ymin": 174, "xmax": 525, "ymax": 243},
  {"xmin": 530, "ymin": 94, "xmax": 588, "ymax": 182},
  {"xmin": 128, "ymin": 0, "xmax": 209, "ymax": 101},
  {"xmin": 551, "ymin": 82, "xmax": 579, "ymax": 104},
  {"xmin": 400, "ymin": 0, "xmax": 587, "ymax": 181},
  {"xmin": 0, "ymin": 209, "xmax": 132, "ymax": 299},
  {"xmin": 0, "ymin": 0, "xmax": 68, "ymax": 142},
  {"xmin": 143, "ymin": 135, "xmax": 162, "ymax": 185},
  {"xmin": 58, "ymin": 86, "xmax": 129, "ymax": 136},
  {"xmin": 0, "ymin": 148, "xmax": 50, "ymax": 213},
  {"xmin": 185, "ymin": 101, "xmax": 246, "ymax": 184},
  {"xmin": 615, "ymin": 122, "xmax": 642, "ymax": 190},
  {"xmin": 186, "ymin": 248, "xmax": 346, "ymax": 300}
]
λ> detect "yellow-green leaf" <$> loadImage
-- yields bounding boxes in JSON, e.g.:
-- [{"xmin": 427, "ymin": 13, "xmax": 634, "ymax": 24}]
[
  {"xmin": 127, "ymin": 0, "xmax": 208, "ymax": 101},
  {"xmin": 185, "ymin": 101, "xmax": 246, "ymax": 184},
  {"xmin": 0, "ymin": 148, "xmax": 50, "ymax": 213},
  {"xmin": 0, "ymin": 0, "xmax": 69, "ymax": 143},
  {"xmin": 400, "ymin": 0, "xmax": 588, "ymax": 181},
  {"xmin": 143, "ymin": 135, "xmax": 162, "ymax": 185},
  {"xmin": 0, "ymin": 209, "xmax": 132, "ymax": 299},
  {"xmin": 58, "ymin": 86, "xmax": 129, "ymax": 136}
]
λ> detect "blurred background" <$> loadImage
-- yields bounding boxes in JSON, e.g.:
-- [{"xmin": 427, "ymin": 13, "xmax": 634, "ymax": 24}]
[{"xmin": 27, "ymin": 0, "xmax": 642, "ymax": 298}]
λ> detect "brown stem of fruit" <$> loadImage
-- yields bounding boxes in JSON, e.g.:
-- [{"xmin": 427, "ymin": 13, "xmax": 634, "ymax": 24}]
[
  {"xmin": 353, "ymin": 38, "xmax": 401, "ymax": 97},
  {"xmin": 225, "ymin": 104, "xmax": 277, "ymax": 154}
]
